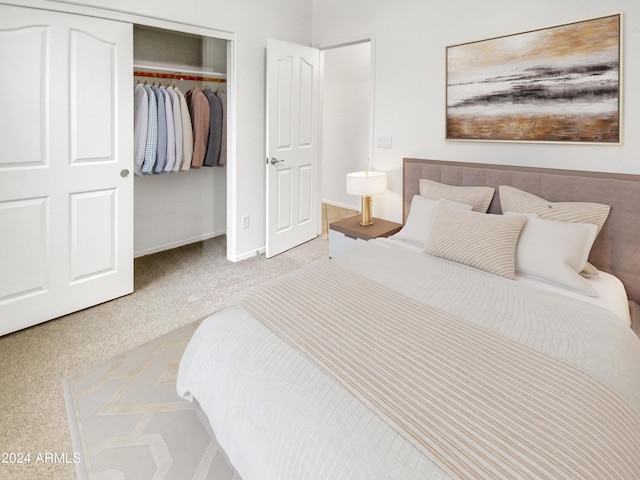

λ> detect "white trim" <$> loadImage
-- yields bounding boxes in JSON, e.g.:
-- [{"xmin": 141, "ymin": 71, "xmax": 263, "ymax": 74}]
[
  {"xmin": 314, "ymin": 32, "xmax": 376, "ymax": 51},
  {"xmin": 235, "ymin": 249, "xmax": 260, "ymax": 261},
  {"xmin": 133, "ymin": 64, "xmax": 227, "ymax": 78},
  {"xmin": 318, "ymin": 50, "xmax": 326, "ymax": 237},
  {"xmin": 1, "ymin": 0, "xmax": 234, "ymax": 40},
  {"xmin": 134, "ymin": 230, "xmax": 227, "ymax": 258},
  {"xmin": 368, "ymin": 34, "xmax": 377, "ymax": 171},
  {"xmin": 226, "ymin": 39, "xmax": 239, "ymax": 261},
  {"xmin": 322, "ymin": 199, "xmax": 360, "ymax": 212}
]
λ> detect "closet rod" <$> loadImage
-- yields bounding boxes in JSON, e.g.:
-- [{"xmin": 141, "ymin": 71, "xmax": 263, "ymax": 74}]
[{"xmin": 134, "ymin": 70, "xmax": 226, "ymax": 83}]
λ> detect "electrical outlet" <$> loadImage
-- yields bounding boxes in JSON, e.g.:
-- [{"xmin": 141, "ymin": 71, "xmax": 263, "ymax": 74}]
[{"xmin": 241, "ymin": 215, "xmax": 249, "ymax": 229}]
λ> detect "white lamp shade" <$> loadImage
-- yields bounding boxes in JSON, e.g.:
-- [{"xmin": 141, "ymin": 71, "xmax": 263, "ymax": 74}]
[{"xmin": 346, "ymin": 171, "xmax": 387, "ymax": 196}]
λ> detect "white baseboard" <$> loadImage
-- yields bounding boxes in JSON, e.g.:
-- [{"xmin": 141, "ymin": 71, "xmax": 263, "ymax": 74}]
[
  {"xmin": 134, "ymin": 230, "xmax": 226, "ymax": 258},
  {"xmin": 233, "ymin": 247, "xmax": 264, "ymax": 261},
  {"xmin": 322, "ymin": 199, "xmax": 359, "ymax": 212}
]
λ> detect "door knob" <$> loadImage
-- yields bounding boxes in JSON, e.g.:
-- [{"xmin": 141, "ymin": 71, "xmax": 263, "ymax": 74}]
[
  {"xmin": 270, "ymin": 157, "xmax": 284, "ymax": 165},
  {"xmin": 120, "ymin": 169, "xmax": 130, "ymax": 178}
]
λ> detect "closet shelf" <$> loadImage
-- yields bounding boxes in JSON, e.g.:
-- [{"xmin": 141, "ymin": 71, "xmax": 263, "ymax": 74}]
[{"xmin": 134, "ymin": 64, "xmax": 226, "ymax": 83}]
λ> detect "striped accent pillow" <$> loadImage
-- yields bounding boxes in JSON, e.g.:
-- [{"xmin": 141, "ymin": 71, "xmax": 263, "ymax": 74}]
[
  {"xmin": 424, "ymin": 206, "xmax": 526, "ymax": 279},
  {"xmin": 499, "ymin": 185, "xmax": 610, "ymax": 233},
  {"xmin": 392, "ymin": 196, "xmax": 472, "ymax": 246},
  {"xmin": 420, "ymin": 179, "xmax": 494, "ymax": 212}
]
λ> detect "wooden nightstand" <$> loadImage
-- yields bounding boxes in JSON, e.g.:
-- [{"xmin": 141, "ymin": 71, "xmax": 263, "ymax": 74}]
[{"xmin": 329, "ymin": 215, "xmax": 402, "ymax": 258}]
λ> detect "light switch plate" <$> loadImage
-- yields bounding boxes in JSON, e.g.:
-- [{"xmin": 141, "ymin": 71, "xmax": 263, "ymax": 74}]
[{"xmin": 376, "ymin": 135, "xmax": 392, "ymax": 148}]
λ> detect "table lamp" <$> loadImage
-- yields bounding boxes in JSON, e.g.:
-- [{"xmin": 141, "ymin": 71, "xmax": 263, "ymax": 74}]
[{"xmin": 346, "ymin": 171, "xmax": 387, "ymax": 226}]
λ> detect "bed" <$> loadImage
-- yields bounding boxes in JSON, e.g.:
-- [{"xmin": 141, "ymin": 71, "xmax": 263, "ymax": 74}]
[{"xmin": 177, "ymin": 158, "xmax": 640, "ymax": 479}]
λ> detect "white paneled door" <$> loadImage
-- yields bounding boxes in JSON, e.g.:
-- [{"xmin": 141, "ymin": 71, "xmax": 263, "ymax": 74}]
[
  {"xmin": 265, "ymin": 39, "xmax": 320, "ymax": 258},
  {"xmin": 0, "ymin": 5, "xmax": 133, "ymax": 335}
]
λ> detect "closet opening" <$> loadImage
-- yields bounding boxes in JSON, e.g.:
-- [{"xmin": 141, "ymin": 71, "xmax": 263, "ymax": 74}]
[{"xmin": 133, "ymin": 25, "xmax": 228, "ymax": 258}]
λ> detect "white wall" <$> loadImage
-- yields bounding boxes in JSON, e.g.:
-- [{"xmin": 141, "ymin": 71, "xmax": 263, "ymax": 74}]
[
  {"xmin": 312, "ymin": 0, "xmax": 640, "ymax": 224},
  {"xmin": 40, "ymin": 0, "xmax": 312, "ymax": 259},
  {"xmin": 134, "ymin": 171, "xmax": 227, "ymax": 256},
  {"xmin": 321, "ymin": 42, "xmax": 371, "ymax": 211}
]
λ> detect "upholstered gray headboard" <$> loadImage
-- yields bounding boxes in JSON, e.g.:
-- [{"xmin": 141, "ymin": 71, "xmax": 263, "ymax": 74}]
[{"xmin": 403, "ymin": 158, "xmax": 640, "ymax": 305}]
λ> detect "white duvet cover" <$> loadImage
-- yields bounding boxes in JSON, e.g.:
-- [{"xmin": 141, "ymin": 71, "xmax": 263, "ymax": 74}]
[
  {"xmin": 177, "ymin": 239, "xmax": 640, "ymax": 480},
  {"xmin": 382, "ymin": 237, "xmax": 632, "ymax": 326}
]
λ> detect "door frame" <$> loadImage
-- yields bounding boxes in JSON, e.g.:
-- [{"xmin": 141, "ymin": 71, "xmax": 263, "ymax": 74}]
[
  {"xmin": 316, "ymin": 33, "xmax": 377, "ymax": 224},
  {"xmin": 2, "ymin": 0, "xmax": 239, "ymax": 260}
]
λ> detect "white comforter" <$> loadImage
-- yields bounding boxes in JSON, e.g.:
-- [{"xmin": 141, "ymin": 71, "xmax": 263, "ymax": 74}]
[{"xmin": 177, "ymin": 239, "xmax": 640, "ymax": 480}]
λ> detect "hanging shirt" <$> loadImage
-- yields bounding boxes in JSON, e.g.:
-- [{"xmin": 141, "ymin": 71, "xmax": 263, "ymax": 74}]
[
  {"xmin": 216, "ymin": 88, "xmax": 227, "ymax": 167},
  {"xmin": 133, "ymin": 83, "xmax": 148, "ymax": 176},
  {"xmin": 151, "ymin": 85, "xmax": 167, "ymax": 173},
  {"xmin": 158, "ymin": 86, "xmax": 175, "ymax": 173},
  {"xmin": 174, "ymin": 87, "xmax": 194, "ymax": 171},
  {"xmin": 142, "ymin": 85, "xmax": 158, "ymax": 175},
  {"xmin": 187, "ymin": 86, "xmax": 210, "ymax": 168},
  {"xmin": 166, "ymin": 86, "xmax": 183, "ymax": 172}
]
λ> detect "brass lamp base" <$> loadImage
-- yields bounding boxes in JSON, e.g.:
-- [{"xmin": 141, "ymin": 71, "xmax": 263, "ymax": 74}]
[{"xmin": 360, "ymin": 195, "xmax": 374, "ymax": 226}]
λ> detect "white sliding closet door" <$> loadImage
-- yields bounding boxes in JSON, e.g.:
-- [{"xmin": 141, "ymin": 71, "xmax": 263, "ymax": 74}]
[{"xmin": 0, "ymin": 4, "xmax": 134, "ymax": 335}]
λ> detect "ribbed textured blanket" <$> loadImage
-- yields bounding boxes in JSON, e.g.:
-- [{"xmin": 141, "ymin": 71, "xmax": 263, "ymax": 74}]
[{"xmin": 237, "ymin": 260, "xmax": 640, "ymax": 480}]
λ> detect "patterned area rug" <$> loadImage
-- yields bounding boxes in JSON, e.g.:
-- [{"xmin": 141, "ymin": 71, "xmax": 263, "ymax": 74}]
[{"xmin": 62, "ymin": 321, "xmax": 239, "ymax": 480}]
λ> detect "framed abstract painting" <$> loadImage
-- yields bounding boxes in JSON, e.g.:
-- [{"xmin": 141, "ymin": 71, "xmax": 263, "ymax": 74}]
[{"xmin": 446, "ymin": 14, "xmax": 622, "ymax": 144}]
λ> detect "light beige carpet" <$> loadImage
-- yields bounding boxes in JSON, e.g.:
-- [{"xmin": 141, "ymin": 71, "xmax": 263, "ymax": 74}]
[
  {"xmin": 62, "ymin": 321, "xmax": 239, "ymax": 480},
  {"xmin": 0, "ymin": 235, "xmax": 328, "ymax": 480}
]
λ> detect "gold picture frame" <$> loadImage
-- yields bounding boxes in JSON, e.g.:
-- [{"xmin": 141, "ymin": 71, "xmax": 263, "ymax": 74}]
[{"xmin": 446, "ymin": 14, "xmax": 622, "ymax": 144}]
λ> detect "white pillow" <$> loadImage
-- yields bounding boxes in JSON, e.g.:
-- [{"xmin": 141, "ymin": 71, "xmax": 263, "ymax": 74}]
[
  {"xmin": 420, "ymin": 179, "xmax": 495, "ymax": 212},
  {"xmin": 392, "ymin": 196, "xmax": 472, "ymax": 247},
  {"xmin": 581, "ymin": 262, "xmax": 600, "ymax": 278},
  {"xmin": 506, "ymin": 213, "xmax": 599, "ymax": 296}
]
